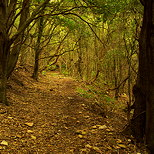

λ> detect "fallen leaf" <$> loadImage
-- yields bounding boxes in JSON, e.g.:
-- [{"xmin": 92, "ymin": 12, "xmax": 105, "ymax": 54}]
[
  {"xmin": 16, "ymin": 135, "xmax": 22, "ymax": 138},
  {"xmin": 0, "ymin": 146, "xmax": 3, "ymax": 149},
  {"xmin": 80, "ymin": 148, "xmax": 88, "ymax": 152},
  {"xmin": 98, "ymin": 125, "xmax": 107, "ymax": 130},
  {"xmin": 1, "ymin": 140, "xmax": 8, "ymax": 146},
  {"xmin": 76, "ymin": 130, "xmax": 87, "ymax": 135},
  {"xmin": 90, "ymin": 129, "xmax": 98, "ymax": 134},
  {"xmin": 25, "ymin": 122, "xmax": 34, "ymax": 127},
  {"xmin": 128, "ymin": 139, "xmax": 131, "ymax": 142},
  {"xmin": 92, "ymin": 146, "xmax": 102, "ymax": 153},
  {"xmin": 85, "ymin": 145, "xmax": 102, "ymax": 153},
  {"xmin": 113, "ymin": 145, "xmax": 121, "ymax": 149},
  {"xmin": 27, "ymin": 130, "xmax": 33, "ymax": 133},
  {"xmin": 96, "ymin": 125, "xmax": 102, "ymax": 127},
  {"xmin": 63, "ymin": 115, "xmax": 69, "ymax": 118},
  {"xmin": 7, "ymin": 116, "xmax": 13, "ymax": 119},
  {"xmin": 84, "ymin": 116, "xmax": 90, "ymax": 118},
  {"xmin": 78, "ymin": 135, "xmax": 83, "ymax": 138},
  {"xmin": 92, "ymin": 125, "xmax": 97, "ymax": 129},
  {"xmin": 85, "ymin": 144, "xmax": 92, "ymax": 148},
  {"xmin": 117, "ymin": 144, "xmax": 127, "ymax": 148},
  {"xmin": 81, "ymin": 131, "xmax": 87, "ymax": 135},
  {"xmin": 68, "ymin": 97, "xmax": 73, "ymax": 100},
  {"xmin": 116, "ymin": 139, "xmax": 122, "ymax": 143},
  {"xmin": 106, "ymin": 146, "xmax": 112, "ymax": 150},
  {"xmin": 31, "ymin": 135, "xmax": 36, "ymax": 140}
]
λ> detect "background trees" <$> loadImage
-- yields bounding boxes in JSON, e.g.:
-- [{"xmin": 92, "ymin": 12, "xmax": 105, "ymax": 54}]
[{"xmin": 0, "ymin": 0, "xmax": 51, "ymax": 105}]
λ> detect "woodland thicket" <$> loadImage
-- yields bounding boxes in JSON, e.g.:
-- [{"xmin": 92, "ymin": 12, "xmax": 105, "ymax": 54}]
[{"xmin": 1, "ymin": 0, "xmax": 154, "ymax": 153}]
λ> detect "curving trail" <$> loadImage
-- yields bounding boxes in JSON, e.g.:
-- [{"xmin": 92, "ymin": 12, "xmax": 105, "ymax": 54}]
[{"xmin": 0, "ymin": 68, "xmax": 140, "ymax": 153}]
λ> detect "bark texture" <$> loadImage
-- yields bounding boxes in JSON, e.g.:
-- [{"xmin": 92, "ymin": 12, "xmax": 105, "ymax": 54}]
[{"xmin": 130, "ymin": 0, "xmax": 154, "ymax": 152}]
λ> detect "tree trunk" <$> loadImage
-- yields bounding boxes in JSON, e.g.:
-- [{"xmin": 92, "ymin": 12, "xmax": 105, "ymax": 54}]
[
  {"xmin": 145, "ymin": 1, "xmax": 154, "ymax": 152},
  {"xmin": 0, "ymin": 0, "xmax": 30, "ymax": 105},
  {"xmin": 7, "ymin": 0, "xmax": 30, "ymax": 77},
  {"xmin": 0, "ymin": 1, "xmax": 10, "ymax": 105},
  {"xmin": 0, "ymin": 73, "xmax": 8, "ymax": 105},
  {"xmin": 129, "ymin": 0, "xmax": 154, "ymax": 152},
  {"xmin": 32, "ymin": 13, "xmax": 44, "ymax": 80},
  {"xmin": 32, "ymin": 53, "xmax": 40, "ymax": 80},
  {"xmin": 0, "ymin": 38, "xmax": 10, "ymax": 105}
]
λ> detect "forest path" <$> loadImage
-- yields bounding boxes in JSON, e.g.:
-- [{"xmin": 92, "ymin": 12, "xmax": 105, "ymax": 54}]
[{"xmin": 0, "ymin": 68, "xmax": 140, "ymax": 153}]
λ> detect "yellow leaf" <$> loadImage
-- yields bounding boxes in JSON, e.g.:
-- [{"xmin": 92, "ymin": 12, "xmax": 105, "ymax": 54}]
[
  {"xmin": 92, "ymin": 125, "xmax": 97, "ymax": 129},
  {"xmin": 7, "ymin": 116, "xmax": 13, "ymax": 119},
  {"xmin": 80, "ymin": 148, "xmax": 88, "ymax": 152},
  {"xmin": 91, "ymin": 129, "xmax": 98, "ymax": 134},
  {"xmin": 85, "ymin": 144, "xmax": 92, "ymax": 148},
  {"xmin": 27, "ymin": 130, "xmax": 33, "ymax": 133},
  {"xmin": 113, "ymin": 145, "xmax": 121, "ymax": 149},
  {"xmin": 0, "ymin": 146, "xmax": 3, "ymax": 149},
  {"xmin": 68, "ymin": 97, "xmax": 73, "ymax": 100},
  {"xmin": 16, "ymin": 135, "xmax": 22, "ymax": 138},
  {"xmin": 81, "ymin": 131, "xmax": 86, "ymax": 135},
  {"xmin": 117, "ymin": 144, "xmax": 127, "ymax": 148},
  {"xmin": 128, "ymin": 139, "xmax": 131, "ymax": 142},
  {"xmin": 31, "ymin": 135, "xmax": 36, "ymax": 140},
  {"xmin": 92, "ymin": 146, "xmax": 102, "ymax": 153},
  {"xmin": 25, "ymin": 122, "xmax": 34, "ymax": 127},
  {"xmin": 76, "ymin": 130, "xmax": 86, "ymax": 135},
  {"xmin": 1, "ymin": 140, "xmax": 8, "ymax": 146},
  {"xmin": 98, "ymin": 125, "xmax": 107, "ymax": 130},
  {"xmin": 78, "ymin": 135, "xmax": 83, "ymax": 138},
  {"xmin": 106, "ymin": 146, "xmax": 112, "ymax": 150},
  {"xmin": 116, "ymin": 139, "xmax": 122, "ymax": 143}
]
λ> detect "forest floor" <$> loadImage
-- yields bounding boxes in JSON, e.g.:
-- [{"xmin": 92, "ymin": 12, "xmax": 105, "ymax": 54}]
[{"xmin": 0, "ymin": 66, "xmax": 146, "ymax": 154}]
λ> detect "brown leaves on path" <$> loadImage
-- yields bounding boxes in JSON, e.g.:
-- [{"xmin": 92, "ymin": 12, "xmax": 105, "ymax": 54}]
[{"xmin": 0, "ymin": 69, "xmax": 144, "ymax": 153}]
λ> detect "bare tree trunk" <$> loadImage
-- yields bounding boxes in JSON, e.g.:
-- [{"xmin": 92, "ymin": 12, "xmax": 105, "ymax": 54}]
[
  {"xmin": 32, "ymin": 13, "xmax": 44, "ymax": 80},
  {"xmin": 145, "ymin": 1, "xmax": 154, "ymax": 152},
  {"xmin": 0, "ymin": 1, "xmax": 11, "ymax": 105},
  {"xmin": 7, "ymin": 0, "xmax": 30, "ymax": 77},
  {"xmin": 129, "ymin": 0, "xmax": 154, "ymax": 152}
]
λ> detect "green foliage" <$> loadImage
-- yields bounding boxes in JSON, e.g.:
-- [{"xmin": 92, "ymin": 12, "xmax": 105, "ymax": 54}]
[
  {"xmin": 53, "ymin": 16, "xmax": 81, "ymax": 31},
  {"xmin": 104, "ymin": 95, "xmax": 115, "ymax": 103},
  {"xmin": 41, "ymin": 71, "xmax": 46, "ymax": 75},
  {"xmin": 85, "ymin": 0, "xmax": 131, "ymax": 22},
  {"xmin": 76, "ymin": 88, "xmax": 94, "ymax": 98},
  {"xmin": 35, "ymin": 0, "xmax": 45, "ymax": 2},
  {"xmin": 61, "ymin": 70, "xmax": 69, "ymax": 76}
]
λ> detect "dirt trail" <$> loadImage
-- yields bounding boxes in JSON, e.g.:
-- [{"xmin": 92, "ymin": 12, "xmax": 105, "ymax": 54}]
[{"xmin": 0, "ymin": 68, "xmax": 143, "ymax": 153}]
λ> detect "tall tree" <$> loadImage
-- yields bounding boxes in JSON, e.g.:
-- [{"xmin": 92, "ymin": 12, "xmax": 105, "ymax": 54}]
[
  {"xmin": 32, "ymin": 10, "xmax": 45, "ymax": 80},
  {"xmin": 128, "ymin": 0, "xmax": 154, "ymax": 152}
]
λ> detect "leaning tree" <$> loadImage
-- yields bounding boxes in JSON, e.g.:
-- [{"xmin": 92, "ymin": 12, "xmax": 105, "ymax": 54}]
[{"xmin": 0, "ymin": 0, "xmax": 50, "ymax": 105}]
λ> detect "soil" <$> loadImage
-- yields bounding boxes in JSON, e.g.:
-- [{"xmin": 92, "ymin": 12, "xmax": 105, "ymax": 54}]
[{"xmin": 0, "ymin": 67, "xmax": 146, "ymax": 154}]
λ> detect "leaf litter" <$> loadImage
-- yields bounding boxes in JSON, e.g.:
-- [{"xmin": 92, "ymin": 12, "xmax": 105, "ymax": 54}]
[{"xmin": 0, "ymin": 67, "xmax": 147, "ymax": 153}]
